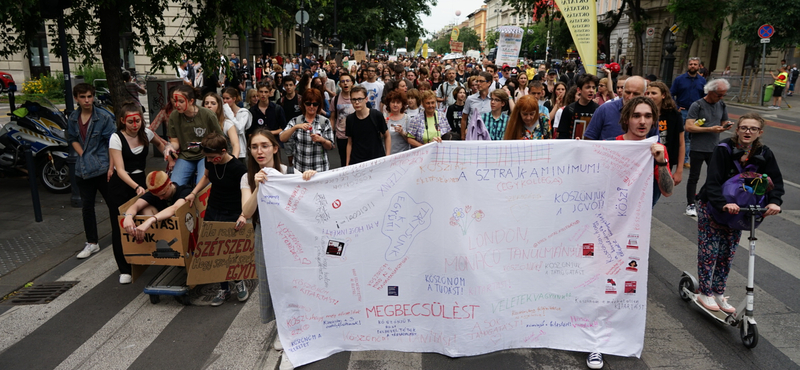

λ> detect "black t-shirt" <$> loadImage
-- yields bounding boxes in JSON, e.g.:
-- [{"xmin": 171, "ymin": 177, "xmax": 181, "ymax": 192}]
[
  {"xmin": 345, "ymin": 109, "xmax": 388, "ymax": 165},
  {"xmin": 140, "ymin": 184, "xmax": 195, "ymax": 211},
  {"xmin": 446, "ymin": 103, "xmax": 465, "ymax": 132},
  {"xmin": 205, "ymin": 157, "xmax": 248, "ymax": 213},
  {"xmin": 281, "ymin": 94, "xmax": 301, "ymax": 122},
  {"xmin": 248, "ymin": 102, "xmax": 287, "ymax": 136},
  {"xmin": 557, "ymin": 101, "xmax": 599, "ymax": 139}
]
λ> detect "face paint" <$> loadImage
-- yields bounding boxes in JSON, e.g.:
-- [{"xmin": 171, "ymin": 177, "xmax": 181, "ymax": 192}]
[
  {"xmin": 173, "ymin": 93, "xmax": 189, "ymax": 113},
  {"xmin": 124, "ymin": 113, "xmax": 142, "ymax": 131}
]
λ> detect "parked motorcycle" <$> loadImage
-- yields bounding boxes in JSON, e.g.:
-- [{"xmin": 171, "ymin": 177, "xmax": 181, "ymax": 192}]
[{"xmin": 0, "ymin": 97, "xmax": 71, "ymax": 193}]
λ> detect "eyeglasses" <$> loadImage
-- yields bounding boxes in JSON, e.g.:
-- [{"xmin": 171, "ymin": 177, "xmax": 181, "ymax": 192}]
[
  {"xmin": 351, "ymin": 97, "xmax": 366, "ymax": 103},
  {"xmin": 738, "ymin": 126, "xmax": 761, "ymax": 133},
  {"xmin": 491, "ymin": 98, "xmax": 504, "ymax": 102},
  {"xmin": 304, "ymin": 101, "xmax": 320, "ymax": 107},
  {"xmin": 367, "ymin": 69, "xmax": 377, "ymax": 73},
  {"xmin": 475, "ymin": 79, "xmax": 487, "ymax": 83}
]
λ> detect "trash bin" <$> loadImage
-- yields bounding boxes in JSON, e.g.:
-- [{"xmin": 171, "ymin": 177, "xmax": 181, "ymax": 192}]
[{"xmin": 763, "ymin": 84, "xmax": 774, "ymax": 102}]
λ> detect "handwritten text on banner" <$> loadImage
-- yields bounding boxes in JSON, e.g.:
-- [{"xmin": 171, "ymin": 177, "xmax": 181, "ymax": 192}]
[{"xmin": 258, "ymin": 140, "xmax": 653, "ymax": 366}]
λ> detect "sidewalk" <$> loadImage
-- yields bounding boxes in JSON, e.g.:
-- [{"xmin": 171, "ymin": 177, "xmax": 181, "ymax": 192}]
[{"xmin": 0, "ymin": 151, "xmax": 167, "ymax": 300}]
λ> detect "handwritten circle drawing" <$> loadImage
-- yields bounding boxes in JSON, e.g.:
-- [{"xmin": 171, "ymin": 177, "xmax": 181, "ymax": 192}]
[{"xmin": 332, "ymin": 199, "xmax": 342, "ymax": 209}]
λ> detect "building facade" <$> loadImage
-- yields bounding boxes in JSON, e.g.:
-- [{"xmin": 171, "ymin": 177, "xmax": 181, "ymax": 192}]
[{"xmin": 0, "ymin": 4, "xmax": 297, "ymax": 86}]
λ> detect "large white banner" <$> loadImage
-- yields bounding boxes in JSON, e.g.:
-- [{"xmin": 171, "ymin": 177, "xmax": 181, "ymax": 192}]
[
  {"xmin": 258, "ymin": 140, "xmax": 654, "ymax": 367},
  {"xmin": 495, "ymin": 26, "xmax": 523, "ymax": 68}
]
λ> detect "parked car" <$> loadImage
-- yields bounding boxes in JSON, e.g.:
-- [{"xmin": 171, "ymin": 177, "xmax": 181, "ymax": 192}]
[{"xmin": 0, "ymin": 71, "xmax": 15, "ymax": 92}]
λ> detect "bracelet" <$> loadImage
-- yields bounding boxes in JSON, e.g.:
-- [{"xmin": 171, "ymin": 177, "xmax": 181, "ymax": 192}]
[
  {"xmin": 135, "ymin": 185, "xmax": 142, "ymax": 191},
  {"xmin": 655, "ymin": 160, "xmax": 668, "ymax": 166},
  {"xmin": 151, "ymin": 215, "xmax": 158, "ymax": 222}
]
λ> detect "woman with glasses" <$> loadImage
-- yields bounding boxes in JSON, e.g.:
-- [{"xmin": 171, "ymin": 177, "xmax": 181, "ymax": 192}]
[
  {"xmin": 483, "ymin": 90, "xmax": 510, "ymax": 140},
  {"xmin": 694, "ymin": 113, "xmax": 783, "ymax": 314},
  {"xmin": 279, "ymin": 88, "xmax": 334, "ymax": 172},
  {"xmin": 406, "ymin": 90, "xmax": 450, "ymax": 147},
  {"xmin": 594, "ymin": 77, "xmax": 615, "ymax": 106},
  {"xmin": 239, "ymin": 128, "xmax": 316, "ymax": 370}
]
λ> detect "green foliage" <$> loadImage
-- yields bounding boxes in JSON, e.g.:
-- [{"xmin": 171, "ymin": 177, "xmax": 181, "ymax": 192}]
[
  {"xmin": 304, "ymin": 0, "xmax": 434, "ymax": 53},
  {"xmin": 726, "ymin": 0, "xmax": 800, "ymax": 56},
  {"xmin": 430, "ymin": 27, "xmax": 482, "ymax": 55},
  {"xmin": 22, "ymin": 74, "xmax": 64, "ymax": 99},
  {"xmin": 667, "ymin": 0, "xmax": 730, "ymax": 39},
  {"xmin": 76, "ymin": 65, "xmax": 107, "ymax": 86}
]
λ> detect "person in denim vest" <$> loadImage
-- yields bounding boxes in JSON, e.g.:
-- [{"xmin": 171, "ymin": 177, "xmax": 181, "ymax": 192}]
[{"xmin": 67, "ymin": 83, "xmax": 116, "ymax": 259}]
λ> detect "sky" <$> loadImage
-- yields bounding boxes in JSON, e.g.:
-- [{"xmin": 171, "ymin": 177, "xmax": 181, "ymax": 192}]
[{"xmin": 420, "ymin": 0, "xmax": 487, "ymax": 37}]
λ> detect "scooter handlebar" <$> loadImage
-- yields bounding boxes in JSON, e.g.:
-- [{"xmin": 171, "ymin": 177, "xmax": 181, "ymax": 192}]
[{"xmin": 742, "ymin": 205, "xmax": 780, "ymax": 214}]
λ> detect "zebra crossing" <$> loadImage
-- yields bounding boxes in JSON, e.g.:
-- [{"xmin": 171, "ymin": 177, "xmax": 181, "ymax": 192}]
[{"xmin": 1, "ymin": 208, "xmax": 799, "ymax": 370}]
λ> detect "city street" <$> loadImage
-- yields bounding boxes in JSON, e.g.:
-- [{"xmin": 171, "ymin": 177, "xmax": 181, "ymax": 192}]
[{"xmin": 0, "ymin": 98, "xmax": 799, "ymax": 370}]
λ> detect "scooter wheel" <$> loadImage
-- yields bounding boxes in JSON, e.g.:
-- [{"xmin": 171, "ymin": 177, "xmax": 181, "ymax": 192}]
[
  {"xmin": 678, "ymin": 276, "xmax": 695, "ymax": 302},
  {"xmin": 741, "ymin": 322, "xmax": 758, "ymax": 348},
  {"xmin": 149, "ymin": 294, "xmax": 160, "ymax": 304}
]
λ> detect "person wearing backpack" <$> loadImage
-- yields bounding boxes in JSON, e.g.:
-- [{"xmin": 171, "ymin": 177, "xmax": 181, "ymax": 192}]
[
  {"xmin": 694, "ymin": 112, "xmax": 783, "ymax": 314},
  {"xmin": 788, "ymin": 63, "xmax": 798, "ymax": 96},
  {"xmin": 436, "ymin": 68, "xmax": 462, "ymax": 110},
  {"xmin": 461, "ymin": 71, "xmax": 494, "ymax": 139}
]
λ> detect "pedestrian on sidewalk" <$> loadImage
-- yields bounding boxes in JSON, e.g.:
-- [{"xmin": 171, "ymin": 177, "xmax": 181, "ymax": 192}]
[
  {"xmin": 67, "ymin": 83, "xmax": 116, "ymax": 260},
  {"xmin": 683, "ymin": 79, "xmax": 733, "ymax": 217},
  {"xmin": 788, "ymin": 64, "xmax": 798, "ymax": 96},
  {"xmin": 184, "ymin": 133, "xmax": 250, "ymax": 306},
  {"xmin": 671, "ymin": 57, "xmax": 707, "ymax": 169},
  {"xmin": 769, "ymin": 66, "xmax": 789, "ymax": 108},
  {"xmin": 108, "ymin": 103, "xmax": 173, "ymax": 284}
]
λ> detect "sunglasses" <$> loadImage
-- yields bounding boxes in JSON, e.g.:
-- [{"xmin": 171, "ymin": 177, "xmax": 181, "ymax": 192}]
[
  {"xmin": 304, "ymin": 101, "xmax": 320, "ymax": 107},
  {"xmin": 200, "ymin": 144, "xmax": 223, "ymax": 153}
]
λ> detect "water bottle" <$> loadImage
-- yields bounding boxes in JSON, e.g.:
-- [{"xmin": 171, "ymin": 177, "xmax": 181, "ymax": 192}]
[{"xmin": 754, "ymin": 174, "xmax": 769, "ymax": 195}]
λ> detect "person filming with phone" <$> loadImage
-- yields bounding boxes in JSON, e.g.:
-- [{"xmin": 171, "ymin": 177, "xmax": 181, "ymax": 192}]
[{"xmin": 683, "ymin": 79, "xmax": 734, "ymax": 218}]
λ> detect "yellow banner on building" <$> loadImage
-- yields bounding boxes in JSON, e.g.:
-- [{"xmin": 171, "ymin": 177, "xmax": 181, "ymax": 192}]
[{"xmin": 555, "ymin": 0, "xmax": 597, "ymax": 75}]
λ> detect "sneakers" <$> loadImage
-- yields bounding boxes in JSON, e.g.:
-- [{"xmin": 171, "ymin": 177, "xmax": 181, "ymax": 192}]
[
  {"xmin": 273, "ymin": 336, "xmax": 283, "ymax": 351},
  {"xmin": 235, "ymin": 280, "xmax": 249, "ymax": 302},
  {"xmin": 77, "ymin": 243, "xmax": 100, "ymax": 259},
  {"xmin": 119, "ymin": 274, "xmax": 132, "ymax": 284},
  {"xmin": 685, "ymin": 204, "xmax": 697, "ymax": 217},
  {"xmin": 586, "ymin": 352, "xmax": 603, "ymax": 369},
  {"xmin": 770, "ymin": 105, "xmax": 781, "ymax": 109},
  {"xmin": 280, "ymin": 352, "xmax": 295, "ymax": 370},
  {"xmin": 715, "ymin": 294, "xmax": 736, "ymax": 314},
  {"xmin": 210, "ymin": 289, "xmax": 230, "ymax": 306},
  {"xmin": 697, "ymin": 294, "xmax": 720, "ymax": 311},
  {"xmin": 683, "ymin": 163, "xmax": 691, "ymax": 169}
]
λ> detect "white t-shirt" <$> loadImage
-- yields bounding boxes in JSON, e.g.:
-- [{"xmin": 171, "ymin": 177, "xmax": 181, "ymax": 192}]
[
  {"xmin": 360, "ymin": 80, "xmax": 385, "ymax": 109},
  {"xmin": 109, "ymin": 128, "xmax": 155, "ymax": 173}
]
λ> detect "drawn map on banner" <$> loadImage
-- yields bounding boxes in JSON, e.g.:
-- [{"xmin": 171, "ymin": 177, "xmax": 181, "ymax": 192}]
[{"xmin": 257, "ymin": 140, "xmax": 654, "ymax": 367}]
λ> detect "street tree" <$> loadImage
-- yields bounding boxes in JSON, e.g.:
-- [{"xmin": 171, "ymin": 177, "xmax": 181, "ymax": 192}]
[
  {"xmin": 303, "ymin": 0, "xmax": 434, "ymax": 54},
  {"xmin": 725, "ymin": 0, "xmax": 800, "ymax": 68},
  {"xmin": 667, "ymin": 0, "xmax": 731, "ymax": 69},
  {"xmin": 1, "ymin": 0, "xmax": 298, "ymax": 112}
]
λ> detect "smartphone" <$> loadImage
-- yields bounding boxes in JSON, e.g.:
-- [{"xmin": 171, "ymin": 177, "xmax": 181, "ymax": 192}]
[{"xmin": 723, "ymin": 121, "xmax": 733, "ymax": 129}]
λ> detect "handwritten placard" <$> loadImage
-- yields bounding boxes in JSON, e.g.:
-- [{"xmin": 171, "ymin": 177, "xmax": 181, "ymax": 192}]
[
  {"xmin": 187, "ymin": 222, "xmax": 256, "ymax": 285},
  {"xmin": 257, "ymin": 140, "xmax": 654, "ymax": 367}
]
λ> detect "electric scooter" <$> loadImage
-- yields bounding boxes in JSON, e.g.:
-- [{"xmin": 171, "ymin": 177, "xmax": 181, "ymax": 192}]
[{"xmin": 678, "ymin": 205, "xmax": 771, "ymax": 349}]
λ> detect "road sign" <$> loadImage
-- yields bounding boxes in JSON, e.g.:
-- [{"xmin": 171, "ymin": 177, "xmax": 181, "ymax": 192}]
[
  {"xmin": 646, "ymin": 27, "xmax": 655, "ymax": 38},
  {"xmin": 758, "ymin": 24, "xmax": 774, "ymax": 39},
  {"xmin": 669, "ymin": 24, "xmax": 679, "ymax": 35},
  {"xmin": 761, "ymin": 38, "xmax": 770, "ymax": 43},
  {"xmin": 295, "ymin": 10, "xmax": 310, "ymax": 25}
]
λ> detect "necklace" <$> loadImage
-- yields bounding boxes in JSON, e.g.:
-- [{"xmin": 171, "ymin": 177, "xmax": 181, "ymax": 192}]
[
  {"xmin": 182, "ymin": 106, "xmax": 197, "ymax": 123},
  {"xmin": 214, "ymin": 160, "xmax": 228, "ymax": 179}
]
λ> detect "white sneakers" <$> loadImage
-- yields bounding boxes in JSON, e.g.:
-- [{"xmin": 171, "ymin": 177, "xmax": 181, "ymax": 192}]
[
  {"xmin": 273, "ymin": 336, "xmax": 283, "ymax": 351},
  {"xmin": 697, "ymin": 294, "xmax": 720, "ymax": 311},
  {"xmin": 119, "ymin": 274, "xmax": 132, "ymax": 284},
  {"xmin": 77, "ymin": 243, "xmax": 100, "ymax": 259},
  {"xmin": 685, "ymin": 204, "xmax": 697, "ymax": 217},
  {"xmin": 715, "ymin": 294, "xmax": 736, "ymax": 314}
]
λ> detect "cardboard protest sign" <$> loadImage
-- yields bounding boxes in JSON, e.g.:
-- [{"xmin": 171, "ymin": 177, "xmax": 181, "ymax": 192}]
[
  {"xmin": 354, "ymin": 51, "xmax": 366, "ymax": 63},
  {"xmin": 186, "ymin": 222, "xmax": 257, "ymax": 285},
  {"xmin": 258, "ymin": 140, "xmax": 655, "ymax": 366}
]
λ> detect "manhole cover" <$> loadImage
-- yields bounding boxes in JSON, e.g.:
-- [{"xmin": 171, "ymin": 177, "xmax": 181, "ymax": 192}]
[{"xmin": 4, "ymin": 282, "xmax": 78, "ymax": 305}]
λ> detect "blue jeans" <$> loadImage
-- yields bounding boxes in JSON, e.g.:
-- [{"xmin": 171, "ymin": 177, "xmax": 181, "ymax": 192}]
[
  {"xmin": 171, "ymin": 158, "xmax": 204, "ymax": 186},
  {"xmin": 681, "ymin": 109, "xmax": 691, "ymax": 164}
]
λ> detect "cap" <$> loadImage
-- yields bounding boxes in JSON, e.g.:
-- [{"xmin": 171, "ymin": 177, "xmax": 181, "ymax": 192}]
[
  {"xmin": 502, "ymin": 64, "xmax": 511, "ymax": 70},
  {"xmin": 146, "ymin": 171, "xmax": 171, "ymax": 194},
  {"xmin": 467, "ymin": 64, "xmax": 473, "ymax": 68},
  {"xmin": 547, "ymin": 70, "xmax": 557, "ymax": 75}
]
